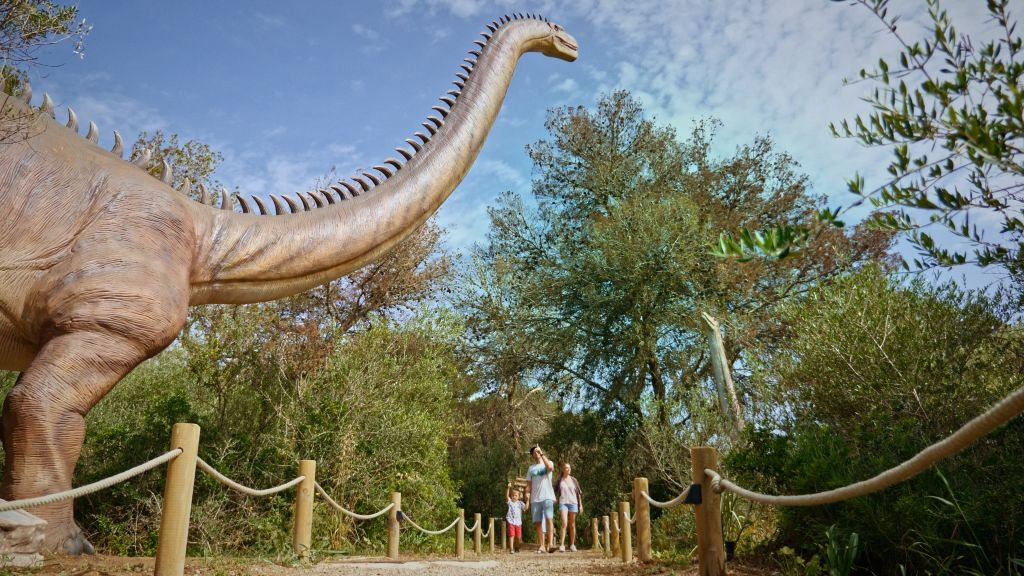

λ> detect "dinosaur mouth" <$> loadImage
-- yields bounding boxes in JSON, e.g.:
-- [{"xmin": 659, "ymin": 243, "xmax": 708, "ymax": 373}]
[{"xmin": 558, "ymin": 38, "xmax": 578, "ymax": 51}]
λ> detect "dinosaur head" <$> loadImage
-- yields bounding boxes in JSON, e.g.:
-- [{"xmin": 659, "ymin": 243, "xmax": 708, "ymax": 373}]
[
  {"xmin": 518, "ymin": 17, "xmax": 578, "ymax": 62},
  {"xmin": 543, "ymin": 21, "xmax": 578, "ymax": 62}
]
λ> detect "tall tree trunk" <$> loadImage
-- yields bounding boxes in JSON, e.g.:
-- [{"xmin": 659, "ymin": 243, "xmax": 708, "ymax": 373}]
[
  {"xmin": 648, "ymin": 353, "xmax": 668, "ymax": 427},
  {"xmin": 702, "ymin": 312, "xmax": 745, "ymax": 438}
]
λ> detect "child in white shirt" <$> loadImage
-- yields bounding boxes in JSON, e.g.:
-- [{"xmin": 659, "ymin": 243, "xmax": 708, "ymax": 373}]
[{"xmin": 505, "ymin": 482, "xmax": 529, "ymax": 553}]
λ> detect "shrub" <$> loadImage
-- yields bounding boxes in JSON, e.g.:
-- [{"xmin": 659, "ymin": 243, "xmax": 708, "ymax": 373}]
[
  {"xmin": 731, "ymin": 265, "xmax": 1024, "ymax": 574},
  {"xmin": 70, "ymin": 311, "xmax": 462, "ymax": 556}
]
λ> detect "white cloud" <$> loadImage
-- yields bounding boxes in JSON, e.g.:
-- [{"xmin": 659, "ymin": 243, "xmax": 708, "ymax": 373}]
[
  {"xmin": 386, "ymin": 0, "xmax": 560, "ymax": 20},
  {"xmin": 69, "ymin": 93, "xmax": 167, "ymax": 149},
  {"xmin": 326, "ymin": 143, "xmax": 358, "ymax": 158},
  {"xmin": 498, "ymin": 115, "xmax": 526, "ymax": 127},
  {"xmin": 554, "ymin": 0, "xmax": 995, "ymax": 204},
  {"xmin": 476, "ymin": 158, "xmax": 528, "ymax": 189},
  {"xmin": 253, "ymin": 12, "xmax": 287, "ymax": 28},
  {"xmin": 387, "ymin": 0, "xmax": 420, "ymax": 17},
  {"xmin": 431, "ymin": 0, "xmax": 488, "ymax": 18},
  {"xmin": 551, "ymin": 76, "xmax": 578, "ymax": 94},
  {"xmin": 431, "ymin": 27, "xmax": 452, "ymax": 43},
  {"xmin": 351, "ymin": 23, "xmax": 380, "ymax": 41},
  {"xmin": 262, "ymin": 125, "xmax": 287, "ymax": 138},
  {"xmin": 352, "ymin": 23, "xmax": 387, "ymax": 53}
]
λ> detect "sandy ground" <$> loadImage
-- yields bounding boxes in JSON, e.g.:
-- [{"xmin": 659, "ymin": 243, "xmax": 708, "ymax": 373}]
[{"xmin": 17, "ymin": 549, "xmax": 778, "ymax": 576}]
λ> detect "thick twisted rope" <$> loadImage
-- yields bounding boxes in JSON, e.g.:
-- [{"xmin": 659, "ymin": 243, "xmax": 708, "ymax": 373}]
[
  {"xmin": 640, "ymin": 489, "xmax": 687, "ymax": 509},
  {"xmin": 0, "ymin": 449, "xmax": 181, "ymax": 513},
  {"xmin": 707, "ymin": 383, "xmax": 1024, "ymax": 506},
  {"xmin": 403, "ymin": 514, "xmax": 461, "ymax": 535},
  {"xmin": 465, "ymin": 517, "xmax": 480, "ymax": 532},
  {"xmin": 196, "ymin": 457, "xmax": 305, "ymax": 497},
  {"xmin": 314, "ymin": 482, "xmax": 395, "ymax": 520}
]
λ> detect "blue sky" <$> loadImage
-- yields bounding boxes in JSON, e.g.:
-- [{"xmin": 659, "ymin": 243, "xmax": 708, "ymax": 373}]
[{"xmin": 31, "ymin": 0, "xmax": 1002, "ymax": 283}]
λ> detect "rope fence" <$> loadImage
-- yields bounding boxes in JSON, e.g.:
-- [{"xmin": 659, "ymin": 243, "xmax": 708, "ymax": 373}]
[
  {"xmin": 704, "ymin": 382, "xmax": 1024, "ymax": 507},
  {"xmin": 0, "ymin": 423, "xmax": 503, "ymax": 575},
  {"xmin": 639, "ymin": 488, "xmax": 687, "ymax": 509},
  {"xmin": 402, "ymin": 514, "xmax": 460, "ymax": 535},
  {"xmin": 0, "ymin": 449, "xmax": 181, "ymax": 513},
  {"xmin": 313, "ymin": 482, "xmax": 395, "ymax": 520},
  {"xmin": 197, "ymin": 457, "xmax": 305, "ymax": 497}
]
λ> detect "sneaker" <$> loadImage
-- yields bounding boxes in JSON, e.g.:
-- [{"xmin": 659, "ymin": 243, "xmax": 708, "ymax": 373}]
[
  {"xmin": 536, "ymin": 548, "xmax": 547, "ymax": 554},
  {"xmin": 558, "ymin": 545, "xmax": 565, "ymax": 552},
  {"xmin": 570, "ymin": 544, "xmax": 577, "ymax": 552}
]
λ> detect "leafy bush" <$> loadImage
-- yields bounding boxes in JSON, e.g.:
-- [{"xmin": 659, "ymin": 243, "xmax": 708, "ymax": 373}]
[
  {"xmin": 69, "ymin": 311, "xmax": 462, "ymax": 556},
  {"xmin": 651, "ymin": 503, "xmax": 695, "ymax": 562},
  {"xmin": 731, "ymin": 265, "xmax": 1024, "ymax": 574},
  {"xmin": 776, "ymin": 546, "xmax": 823, "ymax": 576}
]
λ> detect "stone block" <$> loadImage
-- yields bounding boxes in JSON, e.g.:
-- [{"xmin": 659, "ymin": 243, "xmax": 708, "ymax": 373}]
[{"xmin": 0, "ymin": 502, "xmax": 46, "ymax": 568}]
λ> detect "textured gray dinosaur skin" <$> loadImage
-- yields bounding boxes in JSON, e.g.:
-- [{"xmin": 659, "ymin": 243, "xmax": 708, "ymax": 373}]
[{"xmin": 0, "ymin": 15, "xmax": 576, "ymax": 554}]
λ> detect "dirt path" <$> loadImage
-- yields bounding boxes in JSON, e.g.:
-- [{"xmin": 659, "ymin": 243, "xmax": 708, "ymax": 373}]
[
  {"xmin": 22, "ymin": 551, "xmax": 776, "ymax": 576},
  {"xmin": 300, "ymin": 550, "xmax": 632, "ymax": 576}
]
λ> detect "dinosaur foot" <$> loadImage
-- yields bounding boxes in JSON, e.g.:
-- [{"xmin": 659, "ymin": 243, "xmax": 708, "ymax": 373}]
[{"xmin": 56, "ymin": 524, "xmax": 95, "ymax": 556}]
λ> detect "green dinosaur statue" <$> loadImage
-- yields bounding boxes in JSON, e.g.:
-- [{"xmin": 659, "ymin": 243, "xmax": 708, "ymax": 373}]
[{"xmin": 0, "ymin": 13, "xmax": 577, "ymax": 554}]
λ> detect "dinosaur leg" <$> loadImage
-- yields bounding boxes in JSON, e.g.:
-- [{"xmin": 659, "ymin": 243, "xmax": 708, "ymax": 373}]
[{"xmin": 1, "ymin": 331, "xmax": 144, "ymax": 555}]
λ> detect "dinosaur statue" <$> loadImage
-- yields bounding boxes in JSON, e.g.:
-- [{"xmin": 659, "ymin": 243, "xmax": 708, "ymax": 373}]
[{"xmin": 0, "ymin": 13, "xmax": 577, "ymax": 554}]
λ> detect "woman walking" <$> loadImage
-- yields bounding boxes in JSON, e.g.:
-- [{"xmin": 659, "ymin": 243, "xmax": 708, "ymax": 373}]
[
  {"xmin": 555, "ymin": 462, "xmax": 583, "ymax": 552},
  {"xmin": 528, "ymin": 445, "xmax": 556, "ymax": 553}
]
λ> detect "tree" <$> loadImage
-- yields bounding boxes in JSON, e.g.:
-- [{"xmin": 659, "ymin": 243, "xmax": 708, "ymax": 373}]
[
  {"xmin": 0, "ymin": 0, "xmax": 89, "ymax": 70},
  {"xmin": 460, "ymin": 91, "xmax": 890, "ymax": 425},
  {"xmin": 730, "ymin": 265, "xmax": 1024, "ymax": 573},
  {"xmin": 133, "ymin": 131, "xmax": 224, "ymax": 197},
  {"xmin": 0, "ymin": 0, "xmax": 91, "ymax": 143},
  {"xmin": 718, "ymin": 0, "xmax": 1024, "ymax": 275}
]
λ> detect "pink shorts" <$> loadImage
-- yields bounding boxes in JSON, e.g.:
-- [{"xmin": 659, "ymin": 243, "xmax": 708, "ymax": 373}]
[{"xmin": 508, "ymin": 523, "xmax": 522, "ymax": 539}]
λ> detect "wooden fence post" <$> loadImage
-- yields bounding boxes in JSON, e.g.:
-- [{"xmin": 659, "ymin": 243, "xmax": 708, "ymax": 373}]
[
  {"xmin": 456, "ymin": 508, "xmax": 465, "ymax": 559},
  {"xmin": 692, "ymin": 446, "xmax": 726, "ymax": 576},
  {"xmin": 488, "ymin": 517, "xmax": 495, "ymax": 553},
  {"xmin": 473, "ymin": 512, "xmax": 482, "ymax": 555},
  {"xmin": 387, "ymin": 491, "xmax": 401, "ymax": 560},
  {"xmin": 611, "ymin": 514, "xmax": 620, "ymax": 555},
  {"xmin": 634, "ymin": 476, "xmax": 652, "ymax": 562},
  {"xmin": 501, "ymin": 520, "xmax": 507, "ymax": 551},
  {"xmin": 618, "ymin": 501, "xmax": 632, "ymax": 563},
  {"xmin": 291, "ymin": 460, "xmax": 316, "ymax": 560},
  {"xmin": 602, "ymin": 515, "xmax": 611, "ymax": 557},
  {"xmin": 592, "ymin": 517, "xmax": 600, "ymax": 550},
  {"xmin": 154, "ymin": 423, "xmax": 200, "ymax": 576}
]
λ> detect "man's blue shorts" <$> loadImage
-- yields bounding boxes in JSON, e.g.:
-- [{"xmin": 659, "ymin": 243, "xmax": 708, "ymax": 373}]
[{"xmin": 531, "ymin": 499, "xmax": 554, "ymax": 524}]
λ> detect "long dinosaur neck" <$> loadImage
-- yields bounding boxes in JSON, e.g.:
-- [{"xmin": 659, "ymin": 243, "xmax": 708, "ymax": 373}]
[{"xmin": 189, "ymin": 19, "xmax": 546, "ymax": 305}]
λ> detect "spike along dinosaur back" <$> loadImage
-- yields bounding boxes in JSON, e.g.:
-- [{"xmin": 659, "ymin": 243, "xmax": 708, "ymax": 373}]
[{"xmin": 0, "ymin": 14, "xmax": 577, "ymax": 555}]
